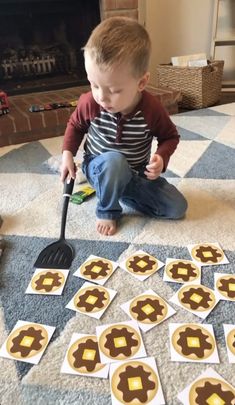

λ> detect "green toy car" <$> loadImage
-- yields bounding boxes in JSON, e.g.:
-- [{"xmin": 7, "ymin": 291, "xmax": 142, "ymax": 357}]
[{"xmin": 70, "ymin": 185, "xmax": 95, "ymax": 205}]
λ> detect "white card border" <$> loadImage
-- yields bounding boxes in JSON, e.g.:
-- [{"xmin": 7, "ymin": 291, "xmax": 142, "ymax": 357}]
[
  {"xmin": 169, "ymin": 322, "xmax": 219, "ymax": 363},
  {"xmin": 187, "ymin": 242, "xmax": 229, "ymax": 266},
  {"xmin": 223, "ymin": 323, "xmax": 235, "ymax": 363},
  {"xmin": 25, "ymin": 268, "xmax": 69, "ymax": 295},
  {"xmin": 73, "ymin": 255, "xmax": 119, "ymax": 285},
  {"xmin": 169, "ymin": 283, "xmax": 218, "ymax": 320},
  {"xmin": 214, "ymin": 272, "xmax": 235, "ymax": 301},
  {"xmin": 109, "ymin": 356, "xmax": 165, "ymax": 405},
  {"xmin": 119, "ymin": 250, "xmax": 164, "ymax": 281},
  {"xmin": 120, "ymin": 289, "xmax": 176, "ymax": 332},
  {"xmin": 0, "ymin": 320, "xmax": 55, "ymax": 364},
  {"xmin": 66, "ymin": 281, "xmax": 117, "ymax": 319},
  {"xmin": 177, "ymin": 367, "xmax": 234, "ymax": 404},
  {"xmin": 60, "ymin": 332, "xmax": 110, "ymax": 378},
  {"xmin": 163, "ymin": 258, "xmax": 201, "ymax": 284},
  {"xmin": 96, "ymin": 320, "xmax": 146, "ymax": 364}
]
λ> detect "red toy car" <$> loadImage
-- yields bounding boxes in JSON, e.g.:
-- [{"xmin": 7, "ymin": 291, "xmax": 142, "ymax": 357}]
[{"xmin": 0, "ymin": 90, "xmax": 9, "ymax": 116}]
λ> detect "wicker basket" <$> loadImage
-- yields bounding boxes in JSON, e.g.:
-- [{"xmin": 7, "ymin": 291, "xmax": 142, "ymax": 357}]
[{"xmin": 156, "ymin": 60, "xmax": 224, "ymax": 109}]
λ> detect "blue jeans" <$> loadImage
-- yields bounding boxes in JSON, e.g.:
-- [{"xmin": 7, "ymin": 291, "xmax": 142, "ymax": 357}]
[{"xmin": 82, "ymin": 151, "xmax": 187, "ymax": 220}]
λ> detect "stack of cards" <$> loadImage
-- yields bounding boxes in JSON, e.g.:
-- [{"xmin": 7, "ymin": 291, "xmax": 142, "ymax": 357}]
[{"xmin": 61, "ymin": 319, "xmax": 165, "ymax": 404}]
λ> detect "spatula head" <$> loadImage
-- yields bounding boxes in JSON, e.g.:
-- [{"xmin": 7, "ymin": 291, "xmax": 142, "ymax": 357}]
[{"xmin": 34, "ymin": 240, "xmax": 74, "ymax": 269}]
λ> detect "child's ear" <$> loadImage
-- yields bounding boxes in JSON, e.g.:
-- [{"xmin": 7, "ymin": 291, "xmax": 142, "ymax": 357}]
[{"xmin": 138, "ymin": 72, "xmax": 150, "ymax": 91}]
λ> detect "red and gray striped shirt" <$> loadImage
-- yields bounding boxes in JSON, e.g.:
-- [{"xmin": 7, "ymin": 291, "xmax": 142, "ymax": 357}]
[{"xmin": 63, "ymin": 90, "xmax": 179, "ymax": 171}]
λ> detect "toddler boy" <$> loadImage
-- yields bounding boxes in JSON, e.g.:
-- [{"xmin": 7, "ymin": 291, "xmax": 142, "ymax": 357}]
[{"xmin": 61, "ymin": 16, "xmax": 187, "ymax": 236}]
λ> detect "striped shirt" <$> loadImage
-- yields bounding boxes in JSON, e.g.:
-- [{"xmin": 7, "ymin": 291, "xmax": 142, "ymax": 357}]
[{"xmin": 63, "ymin": 90, "xmax": 179, "ymax": 171}]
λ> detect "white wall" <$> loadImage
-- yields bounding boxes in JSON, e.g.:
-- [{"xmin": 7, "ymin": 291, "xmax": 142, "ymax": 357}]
[
  {"xmin": 214, "ymin": 0, "xmax": 235, "ymax": 82},
  {"xmin": 139, "ymin": 0, "xmax": 214, "ymax": 85}
]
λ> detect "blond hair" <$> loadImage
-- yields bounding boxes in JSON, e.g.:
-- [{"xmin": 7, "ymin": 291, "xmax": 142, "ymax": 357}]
[{"xmin": 83, "ymin": 16, "xmax": 151, "ymax": 77}]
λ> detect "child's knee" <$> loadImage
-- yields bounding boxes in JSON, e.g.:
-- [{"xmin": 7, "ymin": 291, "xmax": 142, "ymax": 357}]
[
  {"xmin": 170, "ymin": 196, "xmax": 188, "ymax": 219},
  {"xmin": 102, "ymin": 151, "xmax": 129, "ymax": 174}
]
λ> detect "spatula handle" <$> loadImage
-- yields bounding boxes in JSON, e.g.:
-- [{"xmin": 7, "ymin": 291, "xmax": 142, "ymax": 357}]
[
  {"xmin": 63, "ymin": 177, "xmax": 75, "ymax": 197},
  {"xmin": 60, "ymin": 178, "xmax": 75, "ymax": 239}
]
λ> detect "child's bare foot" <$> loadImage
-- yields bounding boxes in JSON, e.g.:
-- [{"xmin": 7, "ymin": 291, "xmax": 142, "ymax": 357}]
[{"xmin": 96, "ymin": 218, "xmax": 117, "ymax": 236}]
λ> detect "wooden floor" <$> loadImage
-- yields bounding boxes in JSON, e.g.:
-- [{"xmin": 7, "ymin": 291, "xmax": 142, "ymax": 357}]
[
  {"xmin": 178, "ymin": 90, "xmax": 235, "ymax": 113},
  {"xmin": 219, "ymin": 90, "xmax": 235, "ymax": 105}
]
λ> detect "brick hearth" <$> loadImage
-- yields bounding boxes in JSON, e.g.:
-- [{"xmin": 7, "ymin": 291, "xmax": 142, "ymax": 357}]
[
  {"xmin": 0, "ymin": 86, "xmax": 181, "ymax": 147},
  {"xmin": 0, "ymin": 0, "xmax": 181, "ymax": 147},
  {"xmin": 0, "ymin": 86, "xmax": 89, "ymax": 147}
]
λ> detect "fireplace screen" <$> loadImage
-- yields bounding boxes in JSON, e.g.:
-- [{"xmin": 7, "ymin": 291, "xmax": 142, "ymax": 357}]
[{"xmin": 0, "ymin": 0, "xmax": 100, "ymax": 94}]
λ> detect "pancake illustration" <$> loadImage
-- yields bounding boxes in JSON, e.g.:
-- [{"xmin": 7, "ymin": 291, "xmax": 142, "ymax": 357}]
[
  {"xmin": 165, "ymin": 260, "xmax": 200, "ymax": 283},
  {"xmin": 191, "ymin": 243, "xmax": 224, "ymax": 264},
  {"xmin": 111, "ymin": 360, "xmax": 159, "ymax": 404},
  {"xmin": 67, "ymin": 335, "xmax": 105, "ymax": 374},
  {"xmin": 227, "ymin": 328, "xmax": 235, "ymax": 357},
  {"xmin": 216, "ymin": 275, "xmax": 235, "ymax": 301},
  {"xmin": 80, "ymin": 257, "xmax": 113, "ymax": 280},
  {"xmin": 31, "ymin": 270, "xmax": 65, "ymax": 293},
  {"xmin": 125, "ymin": 253, "xmax": 158, "ymax": 276},
  {"xmin": 73, "ymin": 285, "xmax": 110, "ymax": 313},
  {"xmin": 129, "ymin": 294, "xmax": 168, "ymax": 324},
  {"xmin": 6, "ymin": 323, "xmax": 48, "ymax": 360},
  {"xmin": 99, "ymin": 323, "xmax": 141, "ymax": 361},
  {"xmin": 178, "ymin": 284, "xmax": 216, "ymax": 312},
  {"xmin": 172, "ymin": 324, "xmax": 215, "ymax": 360},
  {"xmin": 189, "ymin": 377, "xmax": 235, "ymax": 405}
]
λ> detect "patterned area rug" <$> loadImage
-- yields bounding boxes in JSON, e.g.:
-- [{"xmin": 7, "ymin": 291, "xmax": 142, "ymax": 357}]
[{"xmin": 0, "ymin": 103, "xmax": 235, "ymax": 404}]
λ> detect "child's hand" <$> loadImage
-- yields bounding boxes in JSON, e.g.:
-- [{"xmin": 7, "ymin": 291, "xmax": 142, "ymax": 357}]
[
  {"xmin": 60, "ymin": 150, "xmax": 76, "ymax": 182},
  {"xmin": 144, "ymin": 154, "xmax": 164, "ymax": 180}
]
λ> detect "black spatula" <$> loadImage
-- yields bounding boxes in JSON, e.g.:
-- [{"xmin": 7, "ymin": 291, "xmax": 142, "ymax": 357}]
[{"xmin": 34, "ymin": 178, "xmax": 75, "ymax": 269}]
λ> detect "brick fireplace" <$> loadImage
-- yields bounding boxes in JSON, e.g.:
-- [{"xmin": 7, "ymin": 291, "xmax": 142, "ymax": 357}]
[
  {"xmin": 0, "ymin": 0, "xmax": 141, "ymax": 146},
  {"xmin": 0, "ymin": 0, "xmax": 138, "ymax": 96},
  {"xmin": 0, "ymin": 0, "xmax": 181, "ymax": 147},
  {"xmin": 0, "ymin": 0, "xmax": 101, "ymax": 95}
]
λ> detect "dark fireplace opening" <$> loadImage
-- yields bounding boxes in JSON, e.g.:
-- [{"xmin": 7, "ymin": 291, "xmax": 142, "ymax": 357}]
[{"xmin": 0, "ymin": 0, "xmax": 100, "ymax": 95}]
